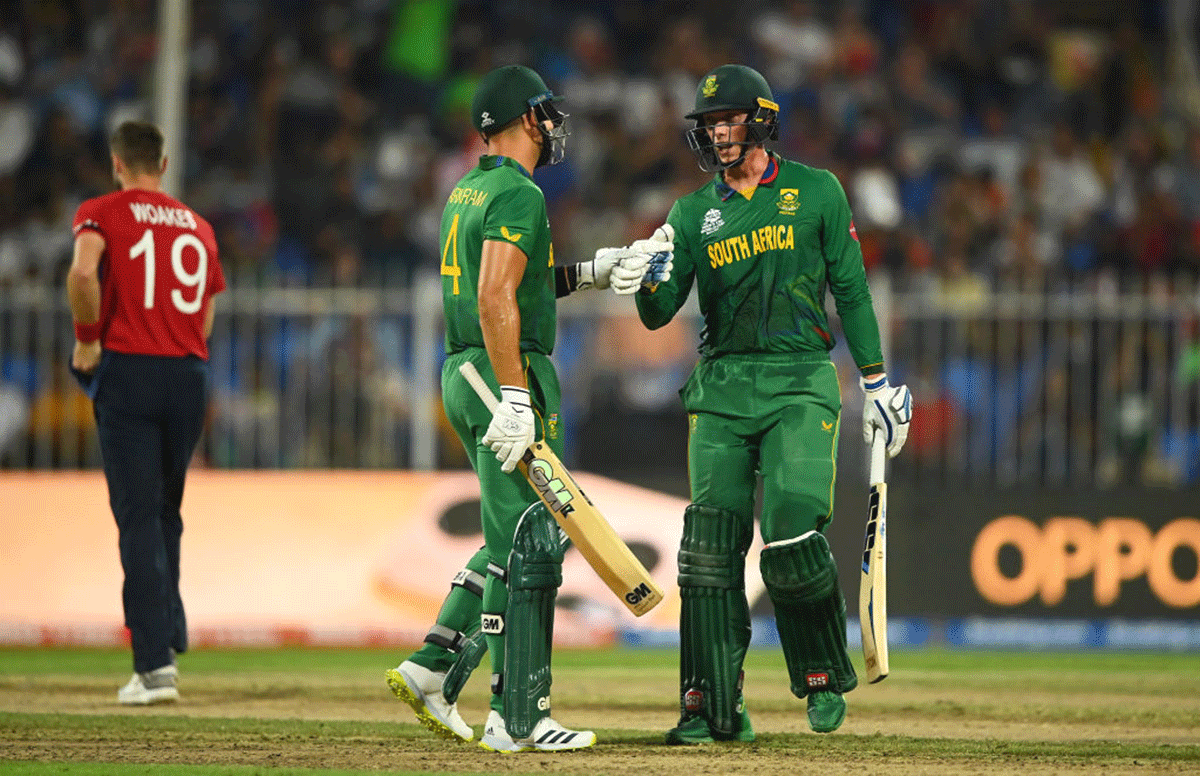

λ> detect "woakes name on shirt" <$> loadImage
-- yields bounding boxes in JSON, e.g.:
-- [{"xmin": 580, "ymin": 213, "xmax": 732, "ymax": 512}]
[{"xmin": 129, "ymin": 202, "xmax": 198, "ymax": 230}]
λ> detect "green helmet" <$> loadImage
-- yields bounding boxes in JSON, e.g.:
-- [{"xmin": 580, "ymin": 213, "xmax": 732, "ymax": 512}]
[
  {"xmin": 470, "ymin": 64, "xmax": 569, "ymax": 166},
  {"xmin": 686, "ymin": 64, "xmax": 777, "ymax": 119},
  {"xmin": 685, "ymin": 64, "xmax": 779, "ymax": 172}
]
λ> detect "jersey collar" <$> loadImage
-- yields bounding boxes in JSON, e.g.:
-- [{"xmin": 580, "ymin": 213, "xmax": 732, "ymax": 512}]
[
  {"xmin": 714, "ymin": 153, "xmax": 779, "ymax": 201},
  {"xmin": 479, "ymin": 154, "xmax": 533, "ymax": 180}
]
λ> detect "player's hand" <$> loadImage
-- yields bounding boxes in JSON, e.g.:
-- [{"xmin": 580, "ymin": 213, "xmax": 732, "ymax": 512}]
[
  {"xmin": 611, "ymin": 224, "xmax": 674, "ymax": 294},
  {"xmin": 72, "ymin": 340, "xmax": 102, "ymax": 374},
  {"xmin": 481, "ymin": 385, "xmax": 536, "ymax": 473},
  {"xmin": 579, "ymin": 247, "xmax": 640, "ymax": 291},
  {"xmin": 861, "ymin": 374, "xmax": 912, "ymax": 457}
]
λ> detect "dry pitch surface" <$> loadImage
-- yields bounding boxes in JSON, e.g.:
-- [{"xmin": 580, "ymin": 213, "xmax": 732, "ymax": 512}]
[{"xmin": 1, "ymin": 647, "xmax": 1198, "ymax": 775}]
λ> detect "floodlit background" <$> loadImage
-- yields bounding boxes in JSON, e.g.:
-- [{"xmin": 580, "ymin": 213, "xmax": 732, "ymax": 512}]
[{"xmin": 0, "ymin": 0, "xmax": 1197, "ymax": 649}]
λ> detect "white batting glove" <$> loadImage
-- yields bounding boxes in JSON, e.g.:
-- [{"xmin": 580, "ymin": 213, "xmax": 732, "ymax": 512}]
[
  {"xmin": 862, "ymin": 374, "xmax": 913, "ymax": 458},
  {"xmin": 481, "ymin": 385, "xmax": 536, "ymax": 473},
  {"xmin": 611, "ymin": 224, "xmax": 674, "ymax": 294},
  {"xmin": 577, "ymin": 247, "xmax": 638, "ymax": 291}
]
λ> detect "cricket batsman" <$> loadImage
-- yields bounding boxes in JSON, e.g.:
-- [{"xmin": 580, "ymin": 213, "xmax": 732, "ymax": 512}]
[
  {"xmin": 382, "ymin": 64, "xmax": 669, "ymax": 751},
  {"xmin": 630, "ymin": 64, "xmax": 913, "ymax": 740}
]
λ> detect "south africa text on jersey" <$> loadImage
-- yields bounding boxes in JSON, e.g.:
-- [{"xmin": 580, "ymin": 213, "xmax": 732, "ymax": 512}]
[
  {"xmin": 447, "ymin": 187, "xmax": 490, "ymax": 207},
  {"xmin": 708, "ymin": 224, "xmax": 796, "ymax": 268}
]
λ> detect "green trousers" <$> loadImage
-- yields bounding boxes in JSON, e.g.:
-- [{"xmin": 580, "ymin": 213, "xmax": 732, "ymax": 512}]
[
  {"xmin": 441, "ymin": 348, "xmax": 564, "ymax": 560},
  {"xmin": 438, "ymin": 348, "xmax": 564, "ymax": 714},
  {"xmin": 682, "ymin": 353, "xmax": 841, "ymax": 540}
]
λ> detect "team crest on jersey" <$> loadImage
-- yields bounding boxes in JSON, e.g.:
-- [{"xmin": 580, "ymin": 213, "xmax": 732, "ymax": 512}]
[
  {"xmin": 702, "ymin": 75, "xmax": 718, "ymax": 98},
  {"xmin": 777, "ymin": 188, "xmax": 800, "ymax": 214},
  {"xmin": 547, "ymin": 413, "xmax": 559, "ymax": 439},
  {"xmin": 700, "ymin": 208, "xmax": 724, "ymax": 236}
]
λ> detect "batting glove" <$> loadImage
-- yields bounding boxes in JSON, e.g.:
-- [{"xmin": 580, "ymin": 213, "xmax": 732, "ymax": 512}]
[
  {"xmin": 611, "ymin": 224, "xmax": 674, "ymax": 294},
  {"xmin": 578, "ymin": 247, "xmax": 639, "ymax": 291},
  {"xmin": 481, "ymin": 385, "xmax": 536, "ymax": 473},
  {"xmin": 861, "ymin": 374, "xmax": 913, "ymax": 458}
]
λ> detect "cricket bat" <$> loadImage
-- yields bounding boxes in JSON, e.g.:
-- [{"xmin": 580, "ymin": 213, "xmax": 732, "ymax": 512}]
[
  {"xmin": 459, "ymin": 361, "xmax": 665, "ymax": 617},
  {"xmin": 859, "ymin": 432, "xmax": 889, "ymax": 683}
]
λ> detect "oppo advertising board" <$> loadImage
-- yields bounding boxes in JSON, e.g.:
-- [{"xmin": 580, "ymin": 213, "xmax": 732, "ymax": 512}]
[{"xmin": 824, "ymin": 481, "xmax": 1200, "ymax": 620}]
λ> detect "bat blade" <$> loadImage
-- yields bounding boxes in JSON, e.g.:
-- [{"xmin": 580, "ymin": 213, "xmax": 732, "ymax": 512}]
[
  {"xmin": 860, "ymin": 435, "xmax": 889, "ymax": 683},
  {"xmin": 518, "ymin": 441, "xmax": 664, "ymax": 616},
  {"xmin": 459, "ymin": 361, "xmax": 664, "ymax": 616}
]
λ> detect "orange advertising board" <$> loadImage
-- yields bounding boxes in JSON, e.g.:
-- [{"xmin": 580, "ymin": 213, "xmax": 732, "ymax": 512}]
[{"xmin": 0, "ymin": 470, "xmax": 691, "ymax": 647}]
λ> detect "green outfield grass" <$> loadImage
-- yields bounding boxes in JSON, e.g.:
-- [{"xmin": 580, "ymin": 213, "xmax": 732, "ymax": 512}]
[{"xmin": 1, "ymin": 646, "xmax": 1198, "ymax": 775}]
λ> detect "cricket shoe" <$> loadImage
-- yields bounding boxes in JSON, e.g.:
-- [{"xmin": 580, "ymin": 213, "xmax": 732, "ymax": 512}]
[
  {"xmin": 664, "ymin": 702, "xmax": 755, "ymax": 745},
  {"xmin": 117, "ymin": 664, "xmax": 179, "ymax": 705},
  {"xmin": 807, "ymin": 690, "xmax": 846, "ymax": 733},
  {"xmin": 386, "ymin": 661, "xmax": 473, "ymax": 742},
  {"xmin": 479, "ymin": 710, "xmax": 596, "ymax": 752}
]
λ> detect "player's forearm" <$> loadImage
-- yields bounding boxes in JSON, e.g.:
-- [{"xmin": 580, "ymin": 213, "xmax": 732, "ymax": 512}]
[
  {"xmin": 838, "ymin": 300, "xmax": 885, "ymax": 376},
  {"xmin": 634, "ymin": 285, "xmax": 680, "ymax": 330},
  {"xmin": 555, "ymin": 265, "xmax": 581, "ymax": 298},
  {"xmin": 203, "ymin": 299, "xmax": 216, "ymax": 339},
  {"xmin": 479, "ymin": 294, "xmax": 526, "ymax": 387},
  {"xmin": 66, "ymin": 270, "xmax": 101, "ymax": 325}
]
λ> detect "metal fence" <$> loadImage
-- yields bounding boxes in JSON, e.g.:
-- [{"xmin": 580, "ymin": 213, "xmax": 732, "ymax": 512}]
[{"xmin": 2, "ymin": 274, "xmax": 1199, "ymax": 487}]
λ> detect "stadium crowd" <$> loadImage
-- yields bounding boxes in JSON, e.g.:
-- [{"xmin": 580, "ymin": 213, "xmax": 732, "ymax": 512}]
[
  {"xmin": 1, "ymin": 0, "xmax": 1197, "ymax": 482},
  {"xmin": 1, "ymin": 0, "xmax": 1192, "ymax": 289}
]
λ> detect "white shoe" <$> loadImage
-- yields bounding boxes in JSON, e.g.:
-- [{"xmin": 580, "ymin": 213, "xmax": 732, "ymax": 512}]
[
  {"xmin": 479, "ymin": 710, "xmax": 596, "ymax": 752},
  {"xmin": 118, "ymin": 664, "xmax": 179, "ymax": 705},
  {"xmin": 386, "ymin": 660, "xmax": 473, "ymax": 742}
]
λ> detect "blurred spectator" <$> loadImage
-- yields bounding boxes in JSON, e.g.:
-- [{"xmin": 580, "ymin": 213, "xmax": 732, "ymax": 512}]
[
  {"xmin": 749, "ymin": 0, "xmax": 832, "ymax": 115},
  {"xmin": 0, "ymin": 0, "xmax": 1194, "ymax": 485}
]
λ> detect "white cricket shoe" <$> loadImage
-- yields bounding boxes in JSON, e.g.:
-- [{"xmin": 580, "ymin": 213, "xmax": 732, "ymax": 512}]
[
  {"xmin": 117, "ymin": 664, "xmax": 179, "ymax": 705},
  {"xmin": 386, "ymin": 660, "xmax": 473, "ymax": 742},
  {"xmin": 479, "ymin": 709, "xmax": 596, "ymax": 752}
]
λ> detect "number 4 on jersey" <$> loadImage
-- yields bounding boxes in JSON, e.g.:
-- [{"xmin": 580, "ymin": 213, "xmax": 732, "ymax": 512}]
[{"xmin": 441, "ymin": 212, "xmax": 461, "ymax": 295}]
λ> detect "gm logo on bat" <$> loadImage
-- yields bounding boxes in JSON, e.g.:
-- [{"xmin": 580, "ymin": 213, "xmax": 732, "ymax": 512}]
[
  {"xmin": 524, "ymin": 451, "xmax": 575, "ymax": 515},
  {"xmin": 625, "ymin": 582, "xmax": 653, "ymax": 606}
]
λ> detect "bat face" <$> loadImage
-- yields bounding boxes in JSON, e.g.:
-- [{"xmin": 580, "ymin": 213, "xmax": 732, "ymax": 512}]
[
  {"xmin": 860, "ymin": 481, "xmax": 889, "ymax": 683},
  {"xmin": 862, "ymin": 486, "xmax": 883, "ymax": 574},
  {"xmin": 522, "ymin": 446, "xmax": 584, "ymax": 517},
  {"xmin": 521, "ymin": 442, "xmax": 664, "ymax": 617},
  {"xmin": 456, "ymin": 362, "xmax": 664, "ymax": 617}
]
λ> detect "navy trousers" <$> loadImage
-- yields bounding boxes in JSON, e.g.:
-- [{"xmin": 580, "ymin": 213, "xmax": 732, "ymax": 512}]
[{"xmin": 92, "ymin": 352, "xmax": 209, "ymax": 673}]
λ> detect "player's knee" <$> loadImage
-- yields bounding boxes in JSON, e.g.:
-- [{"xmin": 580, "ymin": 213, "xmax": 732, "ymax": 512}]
[
  {"xmin": 678, "ymin": 504, "xmax": 753, "ymax": 589},
  {"xmin": 771, "ymin": 490, "xmax": 832, "ymax": 534},
  {"xmin": 760, "ymin": 530, "xmax": 839, "ymax": 604},
  {"xmin": 510, "ymin": 502, "xmax": 564, "ymax": 590}
]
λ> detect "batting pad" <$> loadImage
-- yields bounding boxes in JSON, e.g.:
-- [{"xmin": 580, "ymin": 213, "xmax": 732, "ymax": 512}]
[
  {"xmin": 412, "ymin": 550, "xmax": 489, "ymax": 674},
  {"xmin": 761, "ymin": 530, "xmax": 858, "ymax": 697},
  {"xmin": 502, "ymin": 503, "xmax": 564, "ymax": 738},
  {"xmin": 677, "ymin": 504, "xmax": 753, "ymax": 738},
  {"xmin": 441, "ymin": 622, "xmax": 485, "ymax": 705}
]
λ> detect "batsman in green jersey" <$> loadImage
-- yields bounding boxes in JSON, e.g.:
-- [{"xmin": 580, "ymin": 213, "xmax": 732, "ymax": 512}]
[
  {"xmin": 383, "ymin": 65, "xmax": 669, "ymax": 753},
  {"xmin": 633, "ymin": 64, "xmax": 914, "ymax": 741}
]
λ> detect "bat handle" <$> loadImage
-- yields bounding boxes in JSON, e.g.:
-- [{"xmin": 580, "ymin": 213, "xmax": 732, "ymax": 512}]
[
  {"xmin": 869, "ymin": 432, "xmax": 887, "ymax": 486},
  {"xmin": 459, "ymin": 361, "xmax": 499, "ymax": 412}
]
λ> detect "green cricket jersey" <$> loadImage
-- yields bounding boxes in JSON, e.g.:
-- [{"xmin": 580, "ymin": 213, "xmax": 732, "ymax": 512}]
[
  {"xmin": 636, "ymin": 154, "xmax": 884, "ymax": 375},
  {"xmin": 441, "ymin": 155, "xmax": 557, "ymax": 355}
]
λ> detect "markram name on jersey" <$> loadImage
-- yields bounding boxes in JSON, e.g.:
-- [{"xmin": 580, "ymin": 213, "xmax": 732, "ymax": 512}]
[
  {"xmin": 447, "ymin": 186, "xmax": 489, "ymax": 207},
  {"xmin": 707, "ymin": 223, "xmax": 796, "ymax": 268}
]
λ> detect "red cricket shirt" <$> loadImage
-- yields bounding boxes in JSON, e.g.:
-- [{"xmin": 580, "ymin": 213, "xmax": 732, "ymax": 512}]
[{"xmin": 73, "ymin": 189, "xmax": 225, "ymax": 359}]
